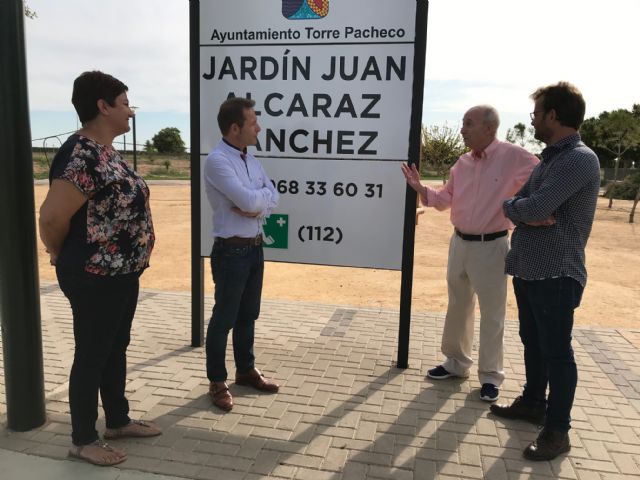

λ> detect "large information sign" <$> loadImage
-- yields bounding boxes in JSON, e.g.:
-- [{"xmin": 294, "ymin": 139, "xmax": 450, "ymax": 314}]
[{"xmin": 197, "ymin": 0, "xmax": 425, "ymax": 269}]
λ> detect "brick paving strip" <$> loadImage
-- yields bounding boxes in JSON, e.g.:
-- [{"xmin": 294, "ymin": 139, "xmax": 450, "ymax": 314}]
[{"xmin": 1, "ymin": 285, "xmax": 639, "ymax": 479}]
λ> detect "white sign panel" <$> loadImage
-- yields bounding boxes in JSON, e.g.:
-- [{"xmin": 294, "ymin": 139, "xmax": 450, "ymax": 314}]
[{"xmin": 198, "ymin": 0, "xmax": 420, "ymax": 269}]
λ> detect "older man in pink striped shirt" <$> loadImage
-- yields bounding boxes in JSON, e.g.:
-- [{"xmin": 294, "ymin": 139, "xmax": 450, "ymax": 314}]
[{"xmin": 402, "ymin": 105, "xmax": 538, "ymax": 402}]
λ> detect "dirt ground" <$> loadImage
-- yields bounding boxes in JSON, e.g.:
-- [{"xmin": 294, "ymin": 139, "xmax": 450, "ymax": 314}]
[{"xmin": 34, "ymin": 184, "xmax": 639, "ymax": 329}]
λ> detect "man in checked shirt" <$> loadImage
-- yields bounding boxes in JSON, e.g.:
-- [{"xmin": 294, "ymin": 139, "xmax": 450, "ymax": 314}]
[{"xmin": 491, "ymin": 82, "xmax": 601, "ymax": 461}]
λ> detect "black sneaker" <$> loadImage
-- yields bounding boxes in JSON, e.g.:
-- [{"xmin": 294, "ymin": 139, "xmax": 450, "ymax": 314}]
[
  {"xmin": 480, "ymin": 383, "xmax": 499, "ymax": 402},
  {"xmin": 490, "ymin": 395, "xmax": 546, "ymax": 424},
  {"xmin": 523, "ymin": 427, "xmax": 570, "ymax": 461},
  {"xmin": 426, "ymin": 365, "xmax": 455, "ymax": 380}
]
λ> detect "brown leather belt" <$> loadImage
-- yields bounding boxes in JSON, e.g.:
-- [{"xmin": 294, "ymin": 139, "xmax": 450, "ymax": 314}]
[
  {"xmin": 455, "ymin": 229, "xmax": 508, "ymax": 242},
  {"xmin": 215, "ymin": 235, "xmax": 262, "ymax": 246}
]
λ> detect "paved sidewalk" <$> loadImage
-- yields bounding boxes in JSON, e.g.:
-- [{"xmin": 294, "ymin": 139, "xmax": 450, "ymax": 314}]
[
  {"xmin": 1, "ymin": 285, "xmax": 640, "ymax": 479},
  {"xmin": 0, "ymin": 449, "xmax": 183, "ymax": 480}
]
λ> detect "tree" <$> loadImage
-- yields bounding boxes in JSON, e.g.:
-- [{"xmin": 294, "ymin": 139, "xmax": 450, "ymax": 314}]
[
  {"xmin": 151, "ymin": 127, "xmax": 185, "ymax": 154},
  {"xmin": 631, "ymin": 175, "xmax": 640, "ymax": 224},
  {"xmin": 603, "ymin": 171, "xmax": 640, "ymax": 223},
  {"xmin": 579, "ymin": 117, "xmax": 615, "ymax": 166},
  {"xmin": 580, "ymin": 107, "xmax": 640, "ymax": 208},
  {"xmin": 421, "ymin": 124, "xmax": 466, "ymax": 183},
  {"xmin": 24, "ymin": 3, "xmax": 36, "ymax": 18},
  {"xmin": 143, "ymin": 140, "xmax": 156, "ymax": 162},
  {"xmin": 505, "ymin": 122, "xmax": 542, "ymax": 152}
]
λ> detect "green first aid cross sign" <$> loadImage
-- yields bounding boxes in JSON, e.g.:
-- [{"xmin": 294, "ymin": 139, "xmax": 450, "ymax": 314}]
[{"xmin": 263, "ymin": 214, "xmax": 288, "ymax": 249}]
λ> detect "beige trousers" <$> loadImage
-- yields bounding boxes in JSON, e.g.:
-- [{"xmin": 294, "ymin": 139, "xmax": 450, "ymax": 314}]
[{"xmin": 440, "ymin": 233, "xmax": 508, "ymax": 386}]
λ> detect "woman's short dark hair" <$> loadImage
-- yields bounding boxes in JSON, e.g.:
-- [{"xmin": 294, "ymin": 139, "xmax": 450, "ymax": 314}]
[
  {"xmin": 72, "ymin": 71, "xmax": 128, "ymax": 124},
  {"xmin": 530, "ymin": 81, "xmax": 586, "ymax": 130},
  {"xmin": 217, "ymin": 97, "xmax": 256, "ymax": 135}
]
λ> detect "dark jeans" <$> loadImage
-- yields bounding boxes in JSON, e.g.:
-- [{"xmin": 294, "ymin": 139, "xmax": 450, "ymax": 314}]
[
  {"xmin": 513, "ymin": 276, "xmax": 584, "ymax": 432},
  {"xmin": 57, "ymin": 266, "xmax": 140, "ymax": 445},
  {"xmin": 206, "ymin": 242, "xmax": 264, "ymax": 382}
]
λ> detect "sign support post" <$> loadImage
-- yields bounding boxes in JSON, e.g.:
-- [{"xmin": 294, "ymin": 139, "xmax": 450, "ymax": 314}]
[
  {"xmin": 398, "ymin": 0, "xmax": 429, "ymax": 369},
  {"xmin": 190, "ymin": 0, "xmax": 205, "ymax": 347},
  {"xmin": 0, "ymin": 0, "xmax": 46, "ymax": 431}
]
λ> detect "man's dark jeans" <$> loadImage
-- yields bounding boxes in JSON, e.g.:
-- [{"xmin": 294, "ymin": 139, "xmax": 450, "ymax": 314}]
[
  {"xmin": 513, "ymin": 276, "xmax": 584, "ymax": 432},
  {"xmin": 206, "ymin": 242, "xmax": 263, "ymax": 382},
  {"xmin": 56, "ymin": 266, "xmax": 140, "ymax": 446}
]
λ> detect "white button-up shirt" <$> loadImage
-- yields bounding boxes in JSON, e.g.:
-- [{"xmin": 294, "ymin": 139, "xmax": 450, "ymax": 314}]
[{"xmin": 204, "ymin": 140, "xmax": 279, "ymax": 239}]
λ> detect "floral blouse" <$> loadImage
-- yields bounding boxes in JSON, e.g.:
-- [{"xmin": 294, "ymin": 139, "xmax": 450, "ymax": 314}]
[{"xmin": 50, "ymin": 134, "xmax": 155, "ymax": 276}]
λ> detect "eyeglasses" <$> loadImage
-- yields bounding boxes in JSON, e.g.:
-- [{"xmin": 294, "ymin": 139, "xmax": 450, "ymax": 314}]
[{"xmin": 529, "ymin": 110, "xmax": 545, "ymax": 120}]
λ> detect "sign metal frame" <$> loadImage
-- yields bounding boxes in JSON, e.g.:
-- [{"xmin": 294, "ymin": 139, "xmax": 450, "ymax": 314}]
[{"xmin": 189, "ymin": 0, "xmax": 428, "ymax": 367}]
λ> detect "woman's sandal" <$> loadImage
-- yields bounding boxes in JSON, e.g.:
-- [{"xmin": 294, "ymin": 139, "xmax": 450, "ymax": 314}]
[
  {"xmin": 68, "ymin": 440, "xmax": 127, "ymax": 466},
  {"xmin": 104, "ymin": 419, "xmax": 162, "ymax": 440}
]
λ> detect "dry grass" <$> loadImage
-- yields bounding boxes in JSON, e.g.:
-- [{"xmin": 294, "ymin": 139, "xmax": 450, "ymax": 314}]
[{"xmin": 34, "ymin": 185, "xmax": 640, "ymax": 329}]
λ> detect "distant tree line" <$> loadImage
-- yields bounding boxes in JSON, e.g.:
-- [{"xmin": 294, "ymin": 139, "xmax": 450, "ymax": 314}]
[
  {"xmin": 580, "ymin": 105, "xmax": 640, "ymax": 171},
  {"xmin": 580, "ymin": 105, "xmax": 640, "ymax": 217},
  {"xmin": 419, "ymin": 104, "xmax": 640, "ymax": 222}
]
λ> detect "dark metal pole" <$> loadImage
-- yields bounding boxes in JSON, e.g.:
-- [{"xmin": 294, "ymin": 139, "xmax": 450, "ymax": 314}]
[
  {"xmin": 190, "ymin": 0, "xmax": 205, "ymax": 347},
  {"xmin": 397, "ymin": 0, "xmax": 429, "ymax": 369},
  {"xmin": 0, "ymin": 0, "xmax": 46, "ymax": 430},
  {"xmin": 132, "ymin": 114, "xmax": 138, "ymax": 171}
]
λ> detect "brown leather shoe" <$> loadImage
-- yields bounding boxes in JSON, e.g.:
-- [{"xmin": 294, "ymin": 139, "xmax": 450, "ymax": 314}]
[
  {"xmin": 235, "ymin": 368, "xmax": 279, "ymax": 393},
  {"xmin": 209, "ymin": 382, "xmax": 233, "ymax": 411}
]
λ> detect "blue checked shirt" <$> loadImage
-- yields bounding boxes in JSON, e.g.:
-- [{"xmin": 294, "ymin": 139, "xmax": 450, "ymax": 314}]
[{"xmin": 503, "ymin": 133, "xmax": 600, "ymax": 286}]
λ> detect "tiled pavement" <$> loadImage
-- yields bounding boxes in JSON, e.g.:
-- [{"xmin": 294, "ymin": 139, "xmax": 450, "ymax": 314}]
[{"xmin": 1, "ymin": 285, "xmax": 640, "ymax": 479}]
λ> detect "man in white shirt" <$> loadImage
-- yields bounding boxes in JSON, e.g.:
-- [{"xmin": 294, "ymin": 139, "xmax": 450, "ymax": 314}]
[{"xmin": 203, "ymin": 97, "xmax": 279, "ymax": 412}]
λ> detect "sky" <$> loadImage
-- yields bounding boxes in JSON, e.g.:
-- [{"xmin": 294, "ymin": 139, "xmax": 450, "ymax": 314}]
[{"xmin": 24, "ymin": 0, "xmax": 640, "ymax": 150}]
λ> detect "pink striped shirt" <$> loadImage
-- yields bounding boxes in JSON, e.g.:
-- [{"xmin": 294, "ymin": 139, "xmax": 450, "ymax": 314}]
[{"xmin": 423, "ymin": 139, "xmax": 539, "ymax": 234}]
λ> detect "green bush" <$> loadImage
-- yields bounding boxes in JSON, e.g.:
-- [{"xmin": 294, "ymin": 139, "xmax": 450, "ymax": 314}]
[
  {"xmin": 605, "ymin": 172, "xmax": 640, "ymax": 200},
  {"xmin": 145, "ymin": 167, "xmax": 188, "ymax": 180}
]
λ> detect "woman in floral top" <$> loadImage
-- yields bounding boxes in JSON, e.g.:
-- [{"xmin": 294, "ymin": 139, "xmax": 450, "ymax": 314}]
[{"xmin": 39, "ymin": 71, "xmax": 161, "ymax": 466}]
